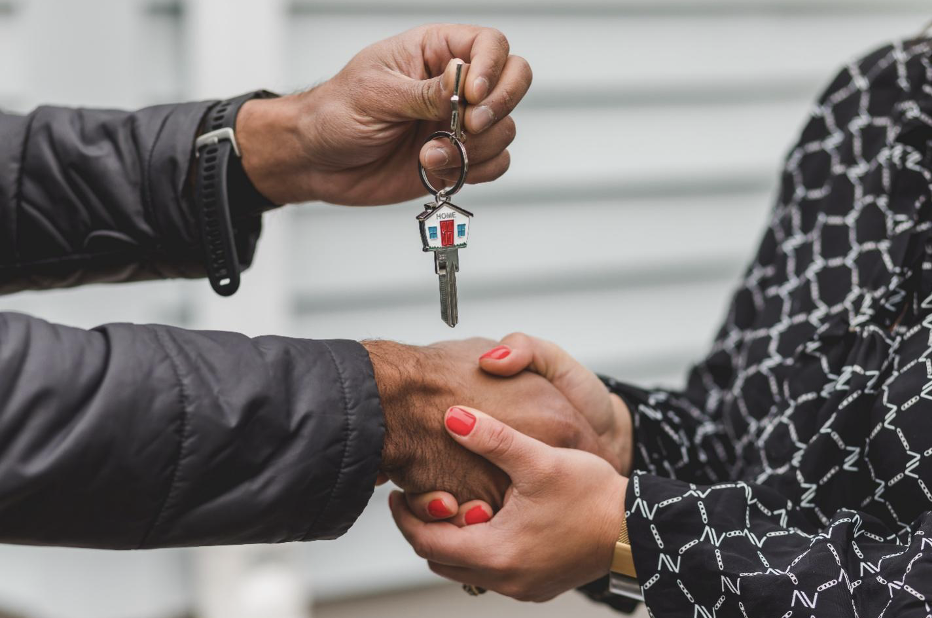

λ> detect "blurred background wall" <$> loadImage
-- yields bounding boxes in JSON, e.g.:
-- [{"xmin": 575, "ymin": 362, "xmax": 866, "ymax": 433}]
[{"xmin": 0, "ymin": 1, "xmax": 928, "ymax": 617}]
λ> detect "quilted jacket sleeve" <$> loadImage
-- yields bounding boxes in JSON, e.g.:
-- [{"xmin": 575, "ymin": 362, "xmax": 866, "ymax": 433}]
[
  {"xmin": 0, "ymin": 103, "xmax": 261, "ymax": 293},
  {"xmin": 0, "ymin": 312, "xmax": 384, "ymax": 548}
]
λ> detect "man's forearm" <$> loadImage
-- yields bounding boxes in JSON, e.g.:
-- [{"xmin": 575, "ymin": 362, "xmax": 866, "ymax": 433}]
[
  {"xmin": 0, "ymin": 102, "xmax": 262, "ymax": 293},
  {"xmin": 0, "ymin": 312, "xmax": 383, "ymax": 548}
]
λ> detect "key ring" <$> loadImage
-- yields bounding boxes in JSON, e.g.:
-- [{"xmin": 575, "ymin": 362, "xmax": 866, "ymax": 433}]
[{"xmin": 418, "ymin": 130, "xmax": 469, "ymax": 205}]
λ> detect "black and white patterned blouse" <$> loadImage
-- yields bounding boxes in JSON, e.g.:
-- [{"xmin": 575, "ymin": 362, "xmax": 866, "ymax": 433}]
[{"xmin": 594, "ymin": 39, "xmax": 932, "ymax": 617}]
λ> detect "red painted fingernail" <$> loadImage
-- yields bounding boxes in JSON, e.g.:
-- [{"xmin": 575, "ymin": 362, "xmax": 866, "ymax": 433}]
[
  {"xmin": 427, "ymin": 499, "xmax": 452, "ymax": 518},
  {"xmin": 446, "ymin": 407, "xmax": 477, "ymax": 436},
  {"xmin": 464, "ymin": 505, "xmax": 491, "ymax": 525},
  {"xmin": 480, "ymin": 345, "xmax": 511, "ymax": 360}
]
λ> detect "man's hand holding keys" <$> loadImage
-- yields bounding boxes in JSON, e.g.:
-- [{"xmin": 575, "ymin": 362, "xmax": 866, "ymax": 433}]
[{"xmin": 234, "ymin": 24, "xmax": 532, "ymax": 206}]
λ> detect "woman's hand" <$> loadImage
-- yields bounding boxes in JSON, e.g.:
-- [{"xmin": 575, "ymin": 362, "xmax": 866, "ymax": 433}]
[
  {"xmin": 237, "ymin": 24, "xmax": 531, "ymax": 206},
  {"xmin": 366, "ymin": 338, "xmax": 616, "ymax": 510},
  {"xmin": 391, "ymin": 406, "xmax": 628, "ymax": 602},
  {"xmin": 479, "ymin": 333, "xmax": 634, "ymax": 476},
  {"xmin": 402, "ymin": 333, "xmax": 633, "ymax": 524}
]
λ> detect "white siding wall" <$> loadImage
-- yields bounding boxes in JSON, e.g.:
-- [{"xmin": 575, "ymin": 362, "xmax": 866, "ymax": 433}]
[{"xmin": 0, "ymin": 1, "xmax": 928, "ymax": 617}]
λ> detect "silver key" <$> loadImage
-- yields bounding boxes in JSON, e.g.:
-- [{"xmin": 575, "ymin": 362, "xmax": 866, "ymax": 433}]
[
  {"xmin": 417, "ymin": 201, "xmax": 473, "ymax": 327},
  {"xmin": 414, "ymin": 62, "xmax": 472, "ymax": 327},
  {"xmin": 435, "ymin": 248, "xmax": 459, "ymax": 327}
]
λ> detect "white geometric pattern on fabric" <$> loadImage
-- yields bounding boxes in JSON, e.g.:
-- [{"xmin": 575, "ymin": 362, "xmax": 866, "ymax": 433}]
[{"xmin": 585, "ymin": 39, "xmax": 932, "ymax": 617}]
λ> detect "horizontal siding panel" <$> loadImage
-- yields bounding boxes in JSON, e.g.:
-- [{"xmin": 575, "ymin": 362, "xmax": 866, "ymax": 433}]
[
  {"xmin": 0, "ymin": 282, "xmax": 189, "ymax": 330},
  {"xmin": 291, "ymin": 0, "xmax": 930, "ymax": 13},
  {"xmin": 287, "ymin": 191, "xmax": 771, "ymax": 299},
  {"xmin": 138, "ymin": 5, "xmax": 185, "ymax": 103},
  {"xmin": 493, "ymin": 102, "xmax": 804, "ymax": 191},
  {"xmin": 285, "ymin": 10, "xmax": 926, "ymax": 95},
  {"xmin": 0, "ymin": 11, "xmax": 24, "ymax": 106},
  {"xmin": 292, "ymin": 274, "xmax": 736, "ymax": 371}
]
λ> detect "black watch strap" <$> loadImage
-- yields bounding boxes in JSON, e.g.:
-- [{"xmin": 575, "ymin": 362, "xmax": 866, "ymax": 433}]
[{"xmin": 194, "ymin": 90, "xmax": 277, "ymax": 297}]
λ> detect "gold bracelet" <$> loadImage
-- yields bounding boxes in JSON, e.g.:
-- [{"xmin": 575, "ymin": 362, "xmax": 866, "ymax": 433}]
[{"xmin": 610, "ymin": 513, "xmax": 637, "ymax": 578}]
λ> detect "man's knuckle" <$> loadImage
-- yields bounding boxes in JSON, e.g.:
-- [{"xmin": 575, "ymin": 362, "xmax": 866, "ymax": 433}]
[
  {"xmin": 514, "ymin": 55, "xmax": 533, "ymax": 83},
  {"xmin": 503, "ymin": 118, "xmax": 517, "ymax": 143},
  {"xmin": 499, "ymin": 87, "xmax": 516, "ymax": 114},
  {"xmin": 487, "ymin": 28, "xmax": 510, "ymax": 55},
  {"xmin": 417, "ymin": 80, "xmax": 440, "ymax": 116},
  {"xmin": 495, "ymin": 151, "xmax": 512, "ymax": 176}
]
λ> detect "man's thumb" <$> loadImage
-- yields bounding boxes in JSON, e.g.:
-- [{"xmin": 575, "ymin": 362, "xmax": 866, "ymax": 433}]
[
  {"xmin": 443, "ymin": 406, "xmax": 547, "ymax": 478},
  {"xmin": 400, "ymin": 58, "xmax": 466, "ymax": 121}
]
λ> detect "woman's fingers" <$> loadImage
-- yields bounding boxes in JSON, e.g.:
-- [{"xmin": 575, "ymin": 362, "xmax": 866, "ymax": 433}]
[
  {"xmin": 479, "ymin": 333, "xmax": 623, "ymax": 448},
  {"xmin": 419, "ymin": 116, "xmax": 516, "ymax": 172},
  {"xmin": 478, "ymin": 338, "xmax": 534, "ymax": 377},
  {"xmin": 403, "ymin": 492, "xmax": 492, "ymax": 525},
  {"xmin": 389, "ymin": 491, "xmax": 484, "ymax": 566},
  {"xmin": 406, "ymin": 491, "xmax": 460, "ymax": 521},
  {"xmin": 452, "ymin": 500, "xmax": 494, "ymax": 527},
  {"xmin": 443, "ymin": 406, "xmax": 551, "ymax": 483},
  {"xmin": 478, "ymin": 331, "xmax": 569, "ymax": 378}
]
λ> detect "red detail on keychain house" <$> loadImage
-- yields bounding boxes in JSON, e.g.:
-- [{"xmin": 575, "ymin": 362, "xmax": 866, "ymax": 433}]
[{"xmin": 440, "ymin": 220, "xmax": 455, "ymax": 246}]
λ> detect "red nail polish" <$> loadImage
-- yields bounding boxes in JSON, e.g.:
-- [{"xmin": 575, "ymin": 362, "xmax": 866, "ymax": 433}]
[
  {"xmin": 427, "ymin": 499, "xmax": 451, "ymax": 518},
  {"xmin": 446, "ymin": 407, "xmax": 476, "ymax": 436},
  {"xmin": 464, "ymin": 505, "xmax": 491, "ymax": 525},
  {"xmin": 480, "ymin": 345, "xmax": 511, "ymax": 360}
]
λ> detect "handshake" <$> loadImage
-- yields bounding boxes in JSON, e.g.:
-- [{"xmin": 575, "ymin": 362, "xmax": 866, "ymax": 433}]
[
  {"xmin": 366, "ymin": 334, "xmax": 635, "ymax": 601},
  {"xmin": 367, "ymin": 334, "xmax": 633, "ymax": 508}
]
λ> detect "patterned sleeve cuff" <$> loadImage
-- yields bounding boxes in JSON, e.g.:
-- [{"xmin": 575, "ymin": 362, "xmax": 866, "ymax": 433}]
[{"xmin": 598, "ymin": 376, "xmax": 652, "ymax": 471}]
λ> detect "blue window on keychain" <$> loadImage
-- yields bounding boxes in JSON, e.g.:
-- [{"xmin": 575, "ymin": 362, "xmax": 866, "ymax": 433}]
[
  {"xmin": 428, "ymin": 226, "xmax": 438, "ymax": 240},
  {"xmin": 457, "ymin": 224, "xmax": 466, "ymax": 238}
]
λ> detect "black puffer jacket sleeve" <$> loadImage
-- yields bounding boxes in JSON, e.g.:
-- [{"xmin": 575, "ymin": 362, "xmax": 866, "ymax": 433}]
[
  {"xmin": 0, "ymin": 312, "xmax": 384, "ymax": 548},
  {"xmin": 0, "ymin": 103, "xmax": 261, "ymax": 292}
]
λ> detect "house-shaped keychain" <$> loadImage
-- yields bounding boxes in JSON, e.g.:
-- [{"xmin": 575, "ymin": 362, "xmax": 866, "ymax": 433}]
[{"xmin": 417, "ymin": 202, "xmax": 473, "ymax": 252}]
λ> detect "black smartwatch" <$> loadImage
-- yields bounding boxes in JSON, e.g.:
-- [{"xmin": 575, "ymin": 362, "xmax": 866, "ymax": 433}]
[{"xmin": 194, "ymin": 90, "xmax": 278, "ymax": 296}]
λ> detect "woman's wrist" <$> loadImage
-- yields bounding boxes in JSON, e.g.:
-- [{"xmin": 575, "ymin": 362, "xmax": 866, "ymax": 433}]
[
  {"xmin": 608, "ymin": 393, "xmax": 634, "ymax": 476},
  {"xmin": 236, "ymin": 92, "xmax": 323, "ymax": 205}
]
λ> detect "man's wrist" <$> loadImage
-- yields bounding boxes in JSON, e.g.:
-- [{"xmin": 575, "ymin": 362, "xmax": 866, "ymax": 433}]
[
  {"xmin": 362, "ymin": 340, "xmax": 447, "ymax": 475},
  {"xmin": 236, "ymin": 92, "xmax": 321, "ymax": 205}
]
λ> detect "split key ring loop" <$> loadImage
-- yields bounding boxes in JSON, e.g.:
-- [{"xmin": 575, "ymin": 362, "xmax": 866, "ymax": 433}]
[{"xmin": 418, "ymin": 130, "xmax": 469, "ymax": 204}]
